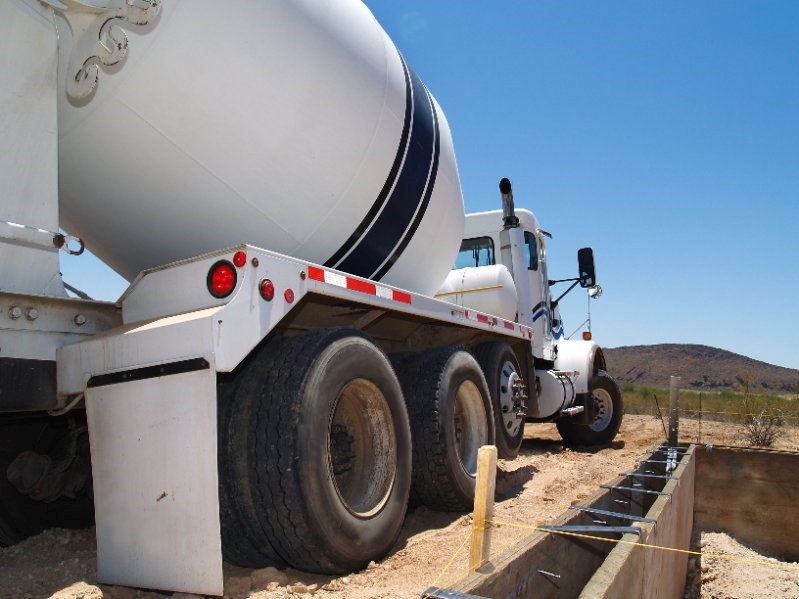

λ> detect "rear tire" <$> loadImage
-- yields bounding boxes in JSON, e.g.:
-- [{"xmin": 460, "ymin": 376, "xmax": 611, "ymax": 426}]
[
  {"xmin": 396, "ymin": 346, "xmax": 494, "ymax": 511},
  {"xmin": 556, "ymin": 371, "xmax": 623, "ymax": 445},
  {"xmin": 222, "ymin": 328, "xmax": 411, "ymax": 574},
  {"xmin": 474, "ymin": 342, "xmax": 525, "ymax": 459},
  {"xmin": 218, "ymin": 372, "xmax": 285, "ymax": 568}
]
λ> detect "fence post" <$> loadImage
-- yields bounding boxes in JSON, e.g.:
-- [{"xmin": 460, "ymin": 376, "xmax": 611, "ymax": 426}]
[
  {"xmin": 669, "ymin": 376, "xmax": 681, "ymax": 446},
  {"xmin": 698, "ymin": 391, "xmax": 703, "ymax": 444},
  {"xmin": 470, "ymin": 445, "xmax": 497, "ymax": 572}
]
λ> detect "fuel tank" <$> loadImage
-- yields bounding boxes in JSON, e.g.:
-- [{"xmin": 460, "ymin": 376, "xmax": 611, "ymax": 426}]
[
  {"xmin": 436, "ymin": 265, "xmax": 519, "ymax": 322},
  {"xmin": 55, "ymin": 0, "xmax": 464, "ymax": 296}
]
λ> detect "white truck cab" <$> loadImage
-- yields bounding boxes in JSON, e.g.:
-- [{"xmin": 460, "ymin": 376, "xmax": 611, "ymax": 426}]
[
  {"xmin": 439, "ymin": 179, "xmax": 622, "ymax": 458},
  {"xmin": 455, "ymin": 208, "xmax": 557, "ymax": 361}
]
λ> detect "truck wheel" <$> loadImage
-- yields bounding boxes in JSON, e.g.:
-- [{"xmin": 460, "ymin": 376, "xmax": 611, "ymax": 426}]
[
  {"xmin": 556, "ymin": 372, "xmax": 623, "ymax": 446},
  {"xmin": 397, "ymin": 346, "xmax": 494, "ymax": 511},
  {"xmin": 226, "ymin": 328, "xmax": 411, "ymax": 574},
  {"xmin": 0, "ymin": 414, "xmax": 94, "ymax": 546},
  {"xmin": 474, "ymin": 342, "xmax": 525, "ymax": 459},
  {"xmin": 217, "ymin": 373, "xmax": 286, "ymax": 568}
]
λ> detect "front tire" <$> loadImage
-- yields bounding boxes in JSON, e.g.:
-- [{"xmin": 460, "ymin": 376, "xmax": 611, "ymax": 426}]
[
  {"xmin": 221, "ymin": 328, "xmax": 412, "ymax": 574},
  {"xmin": 556, "ymin": 371, "xmax": 623, "ymax": 445},
  {"xmin": 396, "ymin": 346, "xmax": 494, "ymax": 511}
]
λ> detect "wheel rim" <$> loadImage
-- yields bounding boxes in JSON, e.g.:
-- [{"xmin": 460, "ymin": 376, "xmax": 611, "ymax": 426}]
[
  {"xmin": 329, "ymin": 379, "xmax": 396, "ymax": 518},
  {"xmin": 498, "ymin": 360, "xmax": 523, "ymax": 437},
  {"xmin": 588, "ymin": 387, "xmax": 614, "ymax": 432},
  {"xmin": 453, "ymin": 380, "xmax": 489, "ymax": 476}
]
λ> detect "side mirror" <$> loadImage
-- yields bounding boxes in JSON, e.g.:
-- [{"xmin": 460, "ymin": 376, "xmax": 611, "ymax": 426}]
[{"xmin": 577, "ymin": 247, "xmax": 596, "ymax": 288}]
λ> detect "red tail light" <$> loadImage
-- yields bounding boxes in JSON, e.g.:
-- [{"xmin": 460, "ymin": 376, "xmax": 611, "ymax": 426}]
[
  {"xmin": 233, "ymin": 251, "xmax": 247, "ymax": 268},
  {"xmin": 207, "ymin": 260, "xmax": 237, "ymax": 298},
  {"xmin": 259, "ymin": 279, "xmax": 275, "ymax": 301}
]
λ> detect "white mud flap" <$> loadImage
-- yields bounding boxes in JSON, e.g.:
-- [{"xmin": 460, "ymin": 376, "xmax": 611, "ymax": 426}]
[{"xmin": 85, "ymin": 365, "xmax": 223, "ymax": 595}]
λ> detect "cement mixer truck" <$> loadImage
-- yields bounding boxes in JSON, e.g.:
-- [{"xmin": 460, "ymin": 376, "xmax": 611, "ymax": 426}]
[{"xmin": 1, "ymin": 0, "xmax": 622, "ymax": 594}]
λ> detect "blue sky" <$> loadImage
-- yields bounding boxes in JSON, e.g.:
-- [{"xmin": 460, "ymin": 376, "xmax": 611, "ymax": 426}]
[{"xmin": 60, "ymin": 1, "xmax": 799, "ymax": 369}]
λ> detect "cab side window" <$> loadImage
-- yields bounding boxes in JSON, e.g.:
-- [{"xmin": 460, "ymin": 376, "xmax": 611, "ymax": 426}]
[
  {"xmin": 524, "ymin": 231, "xmax": 538, "ymax": 271},
  {"xmin": 454, "ymin": 237, "xmax": 495, "ymax": 268}
]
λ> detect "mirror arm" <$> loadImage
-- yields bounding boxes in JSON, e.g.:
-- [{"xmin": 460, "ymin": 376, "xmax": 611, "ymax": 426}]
[
  {"xmin": 553, "ymin": 279, "xmax": 581, "ymax": 305},
  {"xmin": 548, "ymin": 276, "xmax": 580, "ymax": 286}
]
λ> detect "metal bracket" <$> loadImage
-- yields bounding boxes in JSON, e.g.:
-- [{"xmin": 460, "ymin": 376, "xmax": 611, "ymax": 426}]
[
  {"xmin": 55, "ymin": 0, "xmax": 161, "ymax": 99},
  {"xmin": 422, "ymin": 588, "xmax": 492, "ymax": 599},
  {"xmin": 621, "ymin": 472, "xmax": 678, "ymax": 480},
  {"xmin": 652, "ymin": 445, "xmax": 690, "ymax": 453},
  {"xmin": 539, "ymin": 524, "xmax": 642, "ymax": 538},
  {"xmin": 560, "ymin": 405, "xmax": 585, "ymax": 417},
  {"xmin": 0, "ymin": 220, "xmax": 84, "ymax": 255},
  {"xmin": 602, "ymin": 484, "xmax": 672, "ymax": 496},
  {"xmin": 569, "ymin": 505, "xmax": 657, "ymax": 524}
]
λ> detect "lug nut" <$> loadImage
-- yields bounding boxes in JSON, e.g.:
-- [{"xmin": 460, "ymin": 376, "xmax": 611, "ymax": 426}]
[
  {"xmin": 26, "ymin": 308, "xmax": 39, "ymax": 321},
  {"xmin": 74, "ymin": 314, "xmax": 87, "ymax": 326},
  {"xmin": 9, "ymin": 306, "xmax": 22, "ymax": 320}
]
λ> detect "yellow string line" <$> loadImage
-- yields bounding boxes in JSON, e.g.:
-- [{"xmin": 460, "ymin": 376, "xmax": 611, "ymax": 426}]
[
  {"xmin": 488, "ymin": 519, "xmax": 799, "ymax": 572},
  {"xmin": 424, "ymin": 529, "xmax": 472, "ymax": 597}
]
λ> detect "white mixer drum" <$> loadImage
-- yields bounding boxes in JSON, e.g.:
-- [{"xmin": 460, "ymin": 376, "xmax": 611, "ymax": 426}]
[{"xmin": 56, "ymin": 0, "xmax": 464, "ymax": 296}]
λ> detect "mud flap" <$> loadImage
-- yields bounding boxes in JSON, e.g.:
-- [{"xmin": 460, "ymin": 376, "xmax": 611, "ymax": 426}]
[{"xmin": 85, "ymin": 367, "xmax": 223, "ymax": 595}]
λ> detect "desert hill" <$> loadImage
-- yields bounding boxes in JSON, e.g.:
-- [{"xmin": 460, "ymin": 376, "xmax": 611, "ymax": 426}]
[{"xmin": 603, "ymin": 344, "xmax": 799, "ymax": 394}]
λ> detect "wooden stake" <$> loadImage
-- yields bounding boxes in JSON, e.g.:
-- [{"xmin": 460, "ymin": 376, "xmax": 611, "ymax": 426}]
[{"xmin": 470, "ymin": 445, "xmax": 497, "ymax": 572}]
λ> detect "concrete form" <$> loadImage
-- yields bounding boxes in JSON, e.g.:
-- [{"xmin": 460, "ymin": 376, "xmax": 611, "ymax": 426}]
[
  {"xmin": 435, "ymin": 444, "xmax": 799, "ymax": 599},
  {"xmin": 445, "ymin": 446, "xmax": 696, "ymax": 599},
  {"xmin": 694, "ymin": 446, "xmax": 799, "ymax": 562},
  {"xmin": 580, "ymin": 447, "xmax": 695, "ymax": 599}
]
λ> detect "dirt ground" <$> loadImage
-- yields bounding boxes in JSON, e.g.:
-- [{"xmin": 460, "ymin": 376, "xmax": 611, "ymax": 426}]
[
  {"xmin": 1, "ymin": 415, "xmax": 797, "ymax": 599},
  {"xmin": 684, "ymin": 531, "xmax": 799, "ymax": 599}
]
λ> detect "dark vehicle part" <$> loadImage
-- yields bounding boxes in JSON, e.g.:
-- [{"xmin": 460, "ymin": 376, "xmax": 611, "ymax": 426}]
[
  {"xmin": 556, "ymin": 371, "xmax": 623, "ymax": 445},
  {"xmin": 219, "ymin": 327, "xmax": 411, "ymax": 573},
  {"xmin": 0, "ymin": 413, "xmax": 94, "ymax": 545},
  {"xmin": 474, "ymin": 342, "xmax": 526, "ymax": 459},
  {"xmin": 396, "ymin": 346, "xmax": 494, "ymax": 511}
]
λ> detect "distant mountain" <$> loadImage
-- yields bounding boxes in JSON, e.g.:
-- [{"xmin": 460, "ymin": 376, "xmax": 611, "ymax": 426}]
[{"xmin": 603, "ymin": 344, "xmax": 799, "ymax": 394}]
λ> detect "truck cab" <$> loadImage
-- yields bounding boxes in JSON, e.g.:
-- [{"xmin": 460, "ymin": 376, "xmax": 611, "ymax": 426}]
[
  {"xmin": 439, "ymin": 181, "xmax": 622, "ymax": 452},
  {"xmin": 455, "ymin": 208, "xmax": 558, "ymax": 362}
]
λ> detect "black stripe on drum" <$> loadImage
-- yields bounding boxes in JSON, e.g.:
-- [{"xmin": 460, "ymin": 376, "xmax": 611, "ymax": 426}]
[
  {"xmin": 336, "ymin": 64, "xmax": 437, "ymax": 279},
  {"xmin": 324, "ymin": 53, "xmax": 413, "ymax": 269},
  {"xmin": 372, "ymin": 86, "xmax": 440, "ymax": 280}
]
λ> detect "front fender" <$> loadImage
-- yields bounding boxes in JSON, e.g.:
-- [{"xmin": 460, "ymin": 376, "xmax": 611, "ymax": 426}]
[{"xmin": 555, "ymin": 339, "xmax": 604, "ymax": 394}]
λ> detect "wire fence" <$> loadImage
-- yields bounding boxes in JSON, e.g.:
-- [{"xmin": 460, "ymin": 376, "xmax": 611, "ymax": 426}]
[{"xmin": 623, "ymin": 385, "xmax": 799, "ymax": 450}]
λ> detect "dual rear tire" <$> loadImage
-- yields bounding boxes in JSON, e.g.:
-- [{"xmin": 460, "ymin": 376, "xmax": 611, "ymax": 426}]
[
  {"xmin": 219, "ymin": 331, "xmax": 503, "ymax": 572},
  {"xmin": 219, "ymin": 328, "xmax": 411, "ymax": 573},
  {"xmin": 395, "ymin": 346, "xmax": 495, "ymax": 511},
  {"xmin": 474, "ymin": 342, "xmax": 525, "ymax": 459}
]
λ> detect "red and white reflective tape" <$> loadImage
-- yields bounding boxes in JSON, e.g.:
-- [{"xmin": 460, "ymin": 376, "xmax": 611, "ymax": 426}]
[
  {"xmin": 307, "ymin": 266, "xmax": 411, "ymax": 305},
  {"xmin": 461, "ymin": 309, "xmax": 531, "ymax": 338},
  {"xmin": 306, "ymin": 265, "xmax": 531, "ymax": 339}
]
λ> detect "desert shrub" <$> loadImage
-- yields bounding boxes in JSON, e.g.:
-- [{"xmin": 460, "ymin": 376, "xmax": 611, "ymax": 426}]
[{"xmin": 742, "ymin": 390, "xmax": 785, "ymax": 447}]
